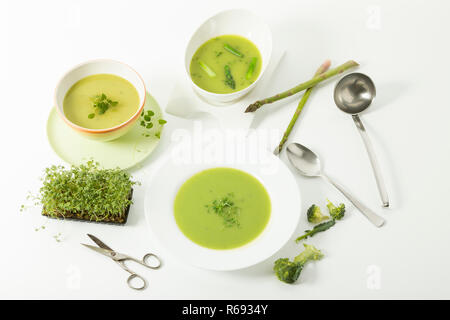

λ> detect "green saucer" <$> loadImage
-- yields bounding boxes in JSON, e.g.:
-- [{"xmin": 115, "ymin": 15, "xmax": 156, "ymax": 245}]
[{"xmin": 47, "ymin": 93, "xmax": 164, "ymax": 169}]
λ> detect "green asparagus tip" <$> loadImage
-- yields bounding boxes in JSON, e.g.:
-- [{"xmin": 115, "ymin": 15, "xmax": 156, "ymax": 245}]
[
  {"xmin": 246, "ymin": 57, "xmax": 257, "ymax": 80},
  {"xmin": 224, "ymin": 44, "xmax": 244, "ymax": 58},
  {"xmin": 198, "ymin": 60, "xmax": 216, "ymax": 77},
  {"xmin": 224, "ymin": 65, "xmax": 236, "ymax": 90}
]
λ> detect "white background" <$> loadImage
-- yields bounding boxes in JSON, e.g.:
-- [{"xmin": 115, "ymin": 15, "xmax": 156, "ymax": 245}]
[{"xmin": 1, "ymin": 0, "xmax": 450, "ymax": 299}]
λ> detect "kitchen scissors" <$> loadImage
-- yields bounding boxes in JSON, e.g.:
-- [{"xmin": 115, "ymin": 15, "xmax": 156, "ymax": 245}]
[{"xmin": 82, "ymin": 234, "xmax": 162, "ymax": 290}]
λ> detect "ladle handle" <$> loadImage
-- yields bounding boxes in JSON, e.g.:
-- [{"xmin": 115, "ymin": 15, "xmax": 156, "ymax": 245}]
[
  {"xmin": 322, "ymin": 174, "xmax": 385, "ymax": 227},
  {"xmin": 352, "ymin": 115, "xmax": 390, "ymax": 207}
]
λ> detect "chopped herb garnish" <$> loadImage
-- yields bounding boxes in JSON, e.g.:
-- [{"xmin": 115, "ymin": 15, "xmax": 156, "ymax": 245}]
[
  {"xmin": 91, "ymin": 93, "xmax": 118, "ymax": 116},
  {"xmin": 53, "ymin": 232, "xmax": 62, "ymax": 242},
  {"xmin": 139, "ymin": 109, "xmax": 166, "ymax": 137},
  {"xmin": 206, "ymin": 194, "xmax": 241, "ymax": 228},
  {"xmin": 88, "ymin": 113, "xmax": 95, "ymax": 119}
]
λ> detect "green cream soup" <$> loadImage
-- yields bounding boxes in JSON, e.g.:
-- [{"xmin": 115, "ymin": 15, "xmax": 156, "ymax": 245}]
[
  {"xmin": 190, "ymin": 35, "xmax": 262, "ymax": 94},
  {"xmin": 63, "ymin": 74, "xmax": 140, "ymax": 129},
  {"xmin": 174, "ymin": 167, "xmax": 271, "ymax": 250}
]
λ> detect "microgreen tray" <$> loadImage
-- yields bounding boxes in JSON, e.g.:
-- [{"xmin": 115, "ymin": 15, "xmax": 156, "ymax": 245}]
[{"xmin": 41, "ymin": 189, "xmax": 133, "ymax": 225}]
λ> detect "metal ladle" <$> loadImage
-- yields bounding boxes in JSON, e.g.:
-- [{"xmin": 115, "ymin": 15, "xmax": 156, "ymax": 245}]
[
  {"xmin": 287, "ymin": 142, "xmax": 385, "ymax": 227},
  {"xmin": 334, "ymin": 73, "xmax": 390, "ymax": 207}
]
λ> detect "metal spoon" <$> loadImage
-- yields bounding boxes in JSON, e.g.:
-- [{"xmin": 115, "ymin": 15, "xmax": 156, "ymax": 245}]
[
  {"xmin": 334, "ymin": 73, "xmax": 389, "ymax": 207},
  {"xmin": 287, "ymin": 142, "xmax": 385, "ymax": 227}
]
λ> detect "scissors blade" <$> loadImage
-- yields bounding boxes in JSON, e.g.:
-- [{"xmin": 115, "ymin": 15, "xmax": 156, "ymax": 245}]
[
  {"xmin": 82, "ymin": 244, "xmax": 116, "ymax": 259},
  {"xmin": 87, "ymin": 234, "xmax": 114, "ymax": 251}
]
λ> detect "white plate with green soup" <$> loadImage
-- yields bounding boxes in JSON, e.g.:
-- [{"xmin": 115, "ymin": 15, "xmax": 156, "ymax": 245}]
[
  {"xmin": 144, "ymin": 152, "xmax": 301, "ymax": 271},
  {"xmin": 174, "ymin": 167, "xmax": 271, "ymax": 250}
]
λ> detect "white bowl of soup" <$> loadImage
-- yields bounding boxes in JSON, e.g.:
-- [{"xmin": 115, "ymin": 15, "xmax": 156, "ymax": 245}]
[
  {"xmin": 55, "ymin": 59, "xmax": 146, "ymax": 141},
  {"xmin": 185, "ymin": 9, "xmax": 272, "ymax": 105}
]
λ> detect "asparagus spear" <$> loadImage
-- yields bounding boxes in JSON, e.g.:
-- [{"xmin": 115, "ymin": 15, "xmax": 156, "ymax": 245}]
[
  {"xmin": 274, "ymin": 60, "xmax": 331, "ymax": 155},
  {"xmin": 224, "ymin": 44, "xmax": 244, "ymax": 57},
  {"xmin": 246, "ymin": 57, "xmax": 257, "ymax": 79},
  {"xmin": 198, "ymin": 60, "xmax": 216, "ymax": 77},
  {"xmin": 224, "ymin": 65, "xmax": 235, "ymax": 89},
  {"xmin": 245, "ymin": 60, "xmax": 359, "ymax": 113}
]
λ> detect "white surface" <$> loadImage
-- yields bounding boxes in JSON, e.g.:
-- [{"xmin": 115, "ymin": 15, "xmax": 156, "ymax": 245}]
[
  {"xmin": 1, "ymin": 0, "xmax": 450, "ymax": 299},
  {"xmin": 145, "ymin": 145, "xmax": 301, "ymax": 270}
]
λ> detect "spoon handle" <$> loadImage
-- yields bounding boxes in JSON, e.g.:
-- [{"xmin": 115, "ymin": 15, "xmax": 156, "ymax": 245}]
[
  {"xmin": 352, "ymin": 115, "xmax": 390, "ymax": 207},
  {"xmin": 321, "ymin": 173, "xmax": 385, "ymax": 227}
]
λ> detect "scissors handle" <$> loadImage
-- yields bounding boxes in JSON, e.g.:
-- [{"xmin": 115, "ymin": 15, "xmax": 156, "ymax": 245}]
[
  {"xmin": 141, "ymin": 253, "xmax": 162, "ymax": 269},
  {"xmin": 115, "ymin": 252, "xmax": 162, "ymax": 269},
  {"xmin": 123, "ymin": 254, "xmax": 161, "ymax": 290},
  {"xmin": 113, "ymin": 252, "xmax": 162, "ymax": 290},
  {"xmin": 127, "ymin": 273, "xmax": 147, "ymax": 290}
]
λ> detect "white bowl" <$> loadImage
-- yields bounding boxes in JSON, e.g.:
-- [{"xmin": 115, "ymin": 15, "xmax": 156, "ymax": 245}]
[
  {"xmin": 144, "ymin": 149, "xmax": 301, "ymax": 271},
  {"xmin": 185, "ymin": 9, "xmax": 272, "ymax": 105},
  {"xmin": 54, "ymin": 59, "xmax": 146, "ymax": 141}
]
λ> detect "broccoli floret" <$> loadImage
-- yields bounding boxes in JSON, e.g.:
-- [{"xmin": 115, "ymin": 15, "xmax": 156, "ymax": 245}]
[
  {"xmin": 306, "ymin": 204, "xmax": 330, "ymax": 223},
  {"xmin": 274, "ymin": 244, "xmax": 324, "ymax": 284},
  {"xmin": 294, "ymin": 243, "xmax": 324, "ymax": 263},
  {"xmin": 273, "ymin": 258, "xmax": 303, "ymax": 284},
  {"xmin": 326, "ymin": 200, "xmax": 345, "ymax": 220}
]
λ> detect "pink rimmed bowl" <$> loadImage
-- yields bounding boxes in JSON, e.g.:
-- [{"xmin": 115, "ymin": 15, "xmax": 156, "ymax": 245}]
[{"xmin": 54, "ymin": 59, "xmax": 146, "ymax": 141}]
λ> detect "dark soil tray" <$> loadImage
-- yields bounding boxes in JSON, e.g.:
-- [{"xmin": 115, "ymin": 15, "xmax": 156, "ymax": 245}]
[{"xmin": 41, "ymin": 189, "xmax": 133, "ymax": 225}]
